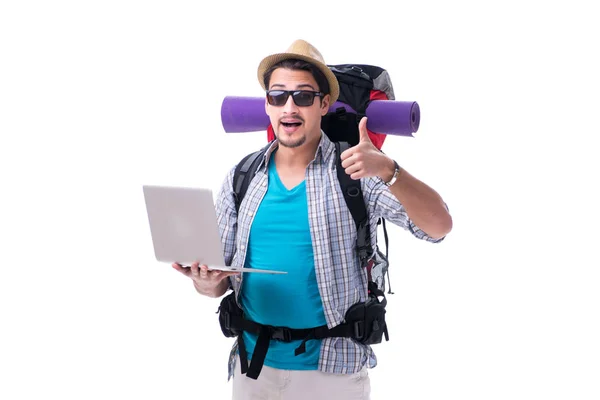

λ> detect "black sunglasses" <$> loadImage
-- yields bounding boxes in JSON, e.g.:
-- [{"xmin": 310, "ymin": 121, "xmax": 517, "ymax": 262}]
[{"xmin": 266, "ymin": 90, "xmax": 324, "ymax": 107}]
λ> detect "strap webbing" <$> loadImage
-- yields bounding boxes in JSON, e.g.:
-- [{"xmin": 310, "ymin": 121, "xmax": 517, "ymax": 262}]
[{"xmin": 334, "ymin": 141, "xmax": 371, "ymax": 267}]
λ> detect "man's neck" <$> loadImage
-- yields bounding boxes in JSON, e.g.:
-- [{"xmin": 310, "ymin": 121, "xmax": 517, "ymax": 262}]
[{"xmin": 274, "ymin": 134, "xmax": 321, "ymax": 170}]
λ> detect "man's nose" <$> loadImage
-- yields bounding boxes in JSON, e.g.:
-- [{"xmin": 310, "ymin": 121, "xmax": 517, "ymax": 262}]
[{"xmin": 282, "ymin": 93, "xmax": 299, "ymax": 113}]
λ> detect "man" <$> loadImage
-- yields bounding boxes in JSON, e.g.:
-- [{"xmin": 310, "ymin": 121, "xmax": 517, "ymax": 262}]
[{"xmin": 173, "ymin": 39, "xmax": 452, "ymax": 399}]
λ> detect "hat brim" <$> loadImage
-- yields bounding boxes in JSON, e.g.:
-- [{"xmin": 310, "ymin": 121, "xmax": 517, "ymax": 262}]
[{"xmin": 257, "ymin": 52, "xmax": 339, "ymax": 105}]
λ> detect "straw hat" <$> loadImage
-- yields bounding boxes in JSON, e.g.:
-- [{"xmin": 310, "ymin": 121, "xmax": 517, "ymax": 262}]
[{"xmin": 257, "ymin": 39, "xmax": 340, "ymax": 104}]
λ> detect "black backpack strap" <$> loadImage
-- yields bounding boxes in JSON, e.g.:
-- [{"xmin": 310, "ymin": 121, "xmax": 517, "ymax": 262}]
[
  {"xmin": 334, "ymin": 141, "xmax": 372, "ymax": 268},
  {"xmin": 233, "ymin": 143, "xmax": 271, "ymax": 213},
  {"xmin": 381, "ymin": 218, "xmax": 394, "ymax": 294}
]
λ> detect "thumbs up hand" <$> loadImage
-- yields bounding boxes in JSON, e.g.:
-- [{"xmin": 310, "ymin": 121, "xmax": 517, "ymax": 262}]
[
  {"xmin": 357, "ymin": 115, "xmax": 372, "ymax": 144},
  {"xmin": 340, "ymin": 117, "xmax": 396, "ymax": 181}
]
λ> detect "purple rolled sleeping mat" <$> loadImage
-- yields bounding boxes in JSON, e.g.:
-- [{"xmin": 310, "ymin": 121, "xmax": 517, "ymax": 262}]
[{"xmin": 220, "ymin": 96, "xmax": 420, "ymax": 137}]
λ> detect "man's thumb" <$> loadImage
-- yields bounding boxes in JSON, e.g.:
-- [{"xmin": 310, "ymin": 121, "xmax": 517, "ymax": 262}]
[{"xmin": 358, "ymin": 117, "xmax": 371, "ymax": 142}]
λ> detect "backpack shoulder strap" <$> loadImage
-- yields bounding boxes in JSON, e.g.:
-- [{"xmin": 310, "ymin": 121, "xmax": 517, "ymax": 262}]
[
  {"xmin": 334, "ymin": 141, "xmax": 372, "ymax": 267},
  {"xmin": 233, "ymin": 143, "xmax": 271, "ymax": 213}
]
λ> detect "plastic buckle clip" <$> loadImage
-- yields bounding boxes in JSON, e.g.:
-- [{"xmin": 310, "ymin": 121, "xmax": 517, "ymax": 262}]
[
  {"xmin": 271, "ymin": 327, "xmax": 292, "ymax": 342},
  {"xmin": 353, "ymin": 321, "xmax": 365, "ymax": 341}
]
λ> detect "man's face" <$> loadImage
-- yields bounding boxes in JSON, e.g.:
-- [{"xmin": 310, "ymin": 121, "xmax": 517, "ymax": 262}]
[{"xmin": 265, "ymin": 68, "xmax": 330, "ymax": 149}]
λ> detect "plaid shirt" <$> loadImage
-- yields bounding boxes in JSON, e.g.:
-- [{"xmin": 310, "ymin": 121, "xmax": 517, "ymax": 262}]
[{"xmin": 215, "ymin": 133, "xmax": 444, "ymax": 381}]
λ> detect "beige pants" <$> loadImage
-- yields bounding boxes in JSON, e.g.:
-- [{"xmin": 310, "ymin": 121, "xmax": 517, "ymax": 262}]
[{"xmin": 232, "ymin": 356, "xmax": 371, "ymax": 400}]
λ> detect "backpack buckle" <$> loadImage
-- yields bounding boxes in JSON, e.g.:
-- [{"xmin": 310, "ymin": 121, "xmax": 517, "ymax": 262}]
[
  {"xmin": 351, "ymin": 66, "xmax": 364, "ymax": 76},
  {"xmin": 335, "ymin": 106, "xmax": 347, "ymax": 119},
  {"xmin": 353, "ymin": 320, "xmax": 365, "ymax": 340},
  {"xmin": 271, "ymin": 327, "xmax": 292, "ymax": 342}
]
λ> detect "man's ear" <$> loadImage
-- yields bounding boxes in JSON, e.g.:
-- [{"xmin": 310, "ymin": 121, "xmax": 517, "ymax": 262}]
[{"xmin": 321, "ymin": 94, "xmax": 330, "ymax": 116}]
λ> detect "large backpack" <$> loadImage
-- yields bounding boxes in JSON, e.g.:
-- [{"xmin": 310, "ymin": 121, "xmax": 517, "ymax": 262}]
[{"xmin": 235, "ymin": 63, "xmax": 396, "ymax": 296}]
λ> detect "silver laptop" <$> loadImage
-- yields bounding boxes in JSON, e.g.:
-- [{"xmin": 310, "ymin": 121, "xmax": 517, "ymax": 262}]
[{"xmin": 142, "ymin": 185, "xmax": 286, "ymax": 274}]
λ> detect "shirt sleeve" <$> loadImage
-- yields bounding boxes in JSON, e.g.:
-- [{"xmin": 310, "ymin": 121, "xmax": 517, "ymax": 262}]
[
  {"xmin": 363, "ymin": 177, "xmax": 446, "ymax": 243},
  {"xmin": 215, "ymin": 167, "xmax": 238, "ymax": 265}
]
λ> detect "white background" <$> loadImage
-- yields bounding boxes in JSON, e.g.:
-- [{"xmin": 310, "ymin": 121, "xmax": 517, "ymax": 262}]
[{"xmin": 1, "ymin": 1, "xmax": 599, "ymax": 399}]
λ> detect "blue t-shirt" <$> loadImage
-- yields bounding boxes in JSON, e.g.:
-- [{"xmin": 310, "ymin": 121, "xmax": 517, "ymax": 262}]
[{"xmin": 240, "ymin": 153, "xmax": 326, "ymax": 370}]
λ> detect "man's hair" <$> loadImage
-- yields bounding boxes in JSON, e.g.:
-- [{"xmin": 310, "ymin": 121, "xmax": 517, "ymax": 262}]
[{"xmin": 263, "ymin": 59, "xmax": 330, "ymax": 98}]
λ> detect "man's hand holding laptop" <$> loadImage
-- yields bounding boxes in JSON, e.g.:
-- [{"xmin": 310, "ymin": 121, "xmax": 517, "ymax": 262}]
[{"xmin": 172, "ymin": 262, "xmax": 239, "ymax": 298}]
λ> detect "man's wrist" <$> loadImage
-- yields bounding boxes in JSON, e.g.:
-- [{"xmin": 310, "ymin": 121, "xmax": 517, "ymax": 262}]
[
  {"xmin": 193, "ymin": 279, "xmax": 225, "ymax": 298},
  {"xmin": 381, "ymin": 159, "xmax": 400, "ymax": 186}
]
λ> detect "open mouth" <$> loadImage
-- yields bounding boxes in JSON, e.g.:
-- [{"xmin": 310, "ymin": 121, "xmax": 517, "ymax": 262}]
[{"xmin": 281, "ymin": 122, "xmax": 302, "ymax": 128}]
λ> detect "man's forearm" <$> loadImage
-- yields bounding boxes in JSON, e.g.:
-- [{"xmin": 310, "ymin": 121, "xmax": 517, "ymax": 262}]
[{"xmin": 387, "ymin": 167, "xmax": 452, "ymax": 240}]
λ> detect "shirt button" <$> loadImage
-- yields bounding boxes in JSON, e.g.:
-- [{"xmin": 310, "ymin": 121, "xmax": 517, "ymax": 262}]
[
  {"xmin": 240, "ymin": 244, "xmax": 245, "ymax": 250},
  {"xmin": 236, "ymin": 276, "xmax": 241, "ymax": 282},
  {"xmin": 248, "ymin": 211, "xmax": 253, "ymax": 217},
  {"xmin": 262, "ymin": 182, "xmax": 267, "ymax": 187}
]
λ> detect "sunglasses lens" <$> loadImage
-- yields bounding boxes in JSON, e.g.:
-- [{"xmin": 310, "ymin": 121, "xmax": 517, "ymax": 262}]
[
  {"xmin": 267, "ymin": 90, "xmax": 288, "ymax": 106},
  {"xmin": 266, "ymin": 90, "xmax": 320, "ymax": 107},
  {"xmin": 292, "ymin": 91, "xmax": 315, "ymax": 106}
]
